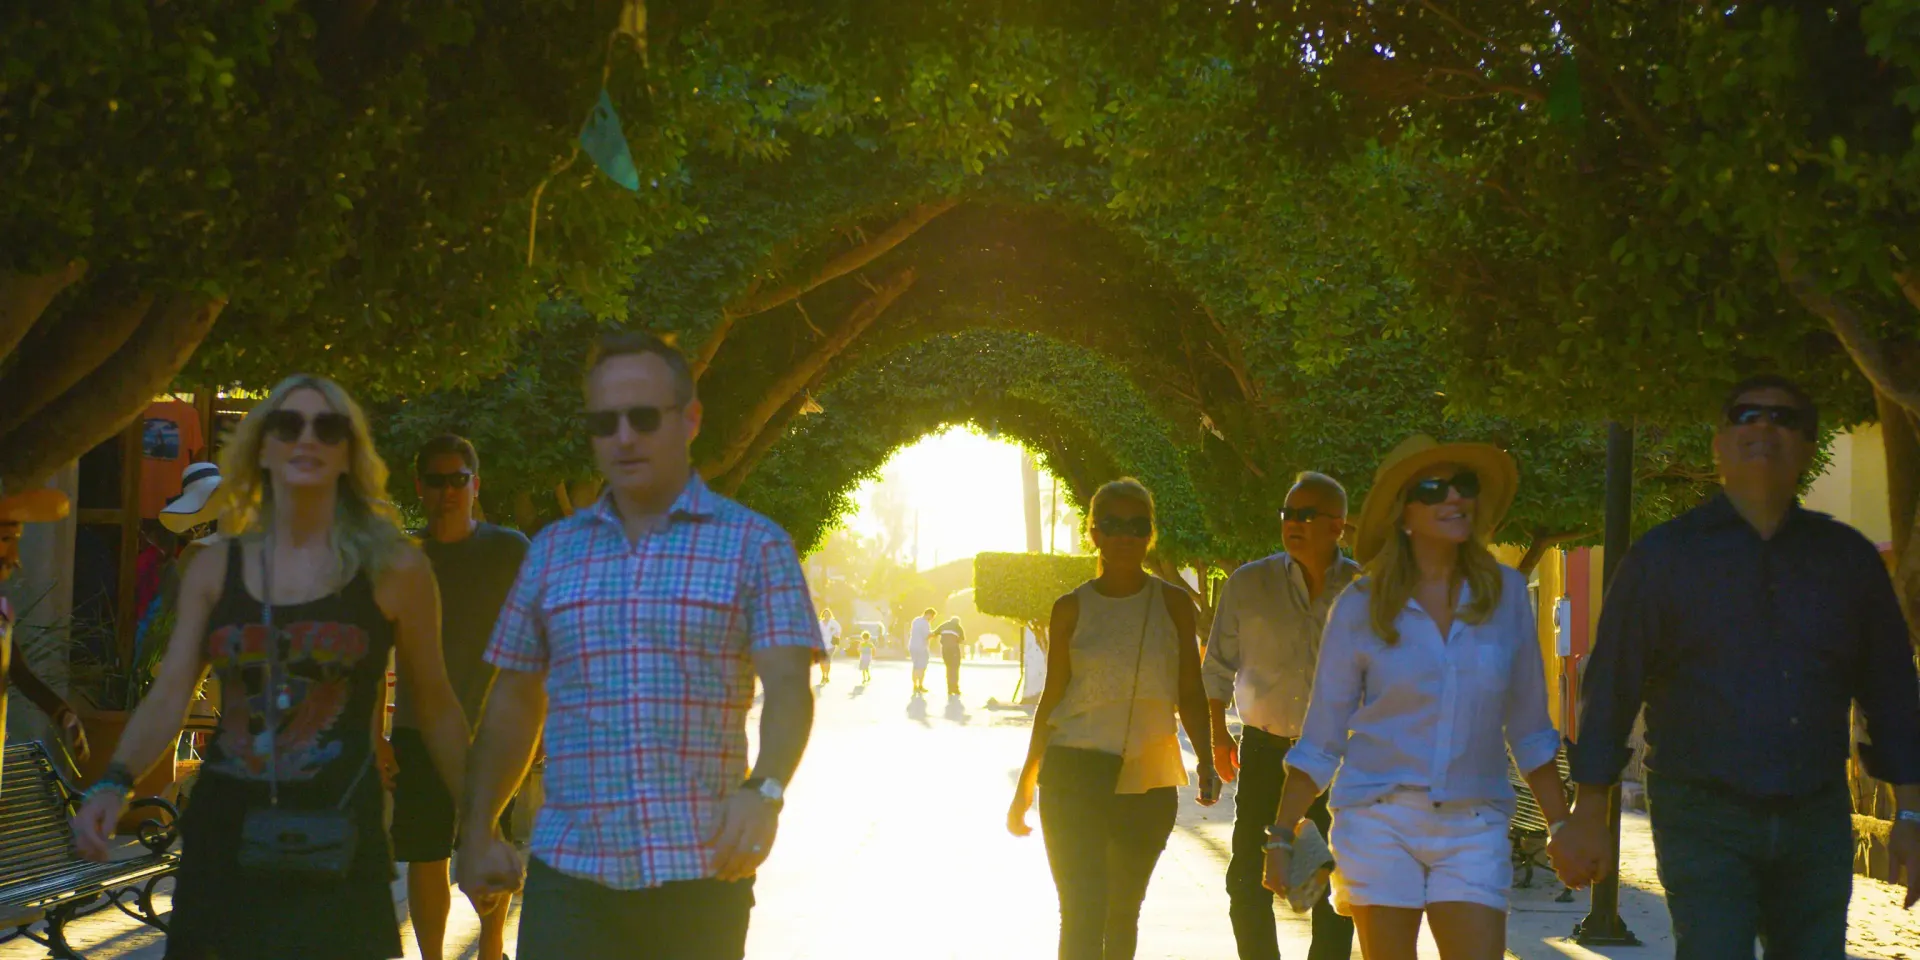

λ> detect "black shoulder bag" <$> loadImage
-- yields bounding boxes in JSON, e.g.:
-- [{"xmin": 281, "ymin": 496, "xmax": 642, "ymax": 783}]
[
  {"xmin": 1038, "ymin": 582, "xmax": 1157, "ymax": 794},
  {"xmin": 236, "ymin": 533, "xmax": 370, "ymax": 879}
]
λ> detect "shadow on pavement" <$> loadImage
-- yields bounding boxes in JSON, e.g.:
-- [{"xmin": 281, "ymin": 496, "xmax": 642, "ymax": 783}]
[
  {"xmin": 944, "ymin": 697, "xmax": 972, "ymax": 724},
  {"xmin": 906, "ymin": 694, "xmax": 931, "ymax": 727}
]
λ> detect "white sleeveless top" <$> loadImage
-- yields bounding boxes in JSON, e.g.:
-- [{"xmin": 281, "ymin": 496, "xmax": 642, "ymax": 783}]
[{"xmin": 1049, "ymin": 578, "xmax": 1188, "ymax": 793}]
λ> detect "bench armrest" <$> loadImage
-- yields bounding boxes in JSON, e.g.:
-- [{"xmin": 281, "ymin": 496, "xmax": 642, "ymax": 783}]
[{"xmin": 125, "ymin": 797, "xmax": 181, "ymax": 854}]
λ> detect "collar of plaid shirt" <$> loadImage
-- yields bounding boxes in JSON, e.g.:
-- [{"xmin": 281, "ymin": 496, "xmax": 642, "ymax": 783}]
[{"xmin": 583, "ymin": 473, "xmax": 719, "ymax": 531}]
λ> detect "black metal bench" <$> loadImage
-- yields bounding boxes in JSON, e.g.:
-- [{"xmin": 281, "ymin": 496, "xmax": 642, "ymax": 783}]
[
  {"xmin": 0, "ymin": 740, "xmax": 180, "ymax": 959},
  {"xmin": 1509, "ymin": 750, "xmax": 1573, "ymax": 895}
]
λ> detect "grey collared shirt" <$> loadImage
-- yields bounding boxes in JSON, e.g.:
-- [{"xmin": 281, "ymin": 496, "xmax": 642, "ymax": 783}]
[{"xmin": 1203, "ymin": 552, "xmax": 1359, "ymax": 738}]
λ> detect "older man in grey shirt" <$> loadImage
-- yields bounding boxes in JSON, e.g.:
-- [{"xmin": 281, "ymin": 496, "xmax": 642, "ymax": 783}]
[{"xmin": 1205, "ymin": 472, "xmax": 1358, "ymax": 960}]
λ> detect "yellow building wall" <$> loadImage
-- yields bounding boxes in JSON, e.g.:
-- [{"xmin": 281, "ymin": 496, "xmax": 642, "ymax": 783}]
[
  {"xmin": 1804, "ymin": 424, "xmax": 1893, "ymax": 545},
  {"xmin": 1493, "ymin": 543, "xmax": 1570, "ymax": 730}
]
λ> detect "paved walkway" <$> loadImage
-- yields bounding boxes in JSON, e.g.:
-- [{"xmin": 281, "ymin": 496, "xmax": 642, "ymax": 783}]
[{"xmin": 9, "ymin": 660, "xmax": 1919, "ymax": 958}]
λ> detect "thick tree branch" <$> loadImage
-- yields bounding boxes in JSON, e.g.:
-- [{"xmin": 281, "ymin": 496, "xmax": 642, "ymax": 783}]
[
  {"xmin": 1776, "ymin": 245, "xmax": 1920, "ymax": 415},
  {"xmin": 1516, "ymin": 527, "xmax": 1587, "ymax": 577},
  {"xmin": 699, "ymin": 266, "xmax": 917, "ymax": 479},
  {"xmin": 0, "ymin": 294, "xmax": 225, "ymax": 489},
  {"xmin": 0, "ymin": 261, "xmax": 88, "ymax": 360},
  {"xmin": 1896, "ymin": 271, "xmax": 1920, "ymax": 314},
  {"xmin": 691, "ymin": 199, "xmax": 957, "ymax": 379},
  {"xmin": 0, "ymin": 290, "xmax": 157, "ymax": 439},
  {"xmin": 712, "ymin": 385, "xmax": 818, "ymax": 497}
]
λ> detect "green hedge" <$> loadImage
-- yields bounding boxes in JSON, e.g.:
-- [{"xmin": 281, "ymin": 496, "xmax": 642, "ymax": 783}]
[{"xmin": 972, "ymin": 552, "xmax": 1098, "ymax": 625}]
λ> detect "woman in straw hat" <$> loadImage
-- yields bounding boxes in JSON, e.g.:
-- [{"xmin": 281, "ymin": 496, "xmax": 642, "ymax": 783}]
[
  {"xmin": 70, "ymin": 374, "xmax": 471, "ymax": 960},
  {"xmin": 1260, "ymin": 436, "xmax": 1567, "ymax": 959},
  {"xmin": 1007, "ymin": 478, "xmax": 1221, "ymax": 960}
]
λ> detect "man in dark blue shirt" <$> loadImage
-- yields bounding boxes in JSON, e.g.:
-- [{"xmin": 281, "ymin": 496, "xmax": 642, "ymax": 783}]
[{"xmin": 1555, "ymin": 375, "xmax": 1920, "ymax": 955}]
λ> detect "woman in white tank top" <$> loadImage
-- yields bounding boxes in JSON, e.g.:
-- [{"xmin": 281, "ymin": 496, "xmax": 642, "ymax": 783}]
[{"xmin": 1007, "ymin": 478, "xmax": 1221, "ymax": 960}]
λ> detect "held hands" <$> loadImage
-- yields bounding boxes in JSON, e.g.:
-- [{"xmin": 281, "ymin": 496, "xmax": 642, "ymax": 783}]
[
  {"xmin": 1547, "ymin": 806, "xmax": 1613, "ymax": 891},
  {"xmin": 70, "ymin": 789, "xmax": 126, "ymax": 862},
  {"xmin": 456, "ymin": 826, "xmax": 525, "ymax": 914},
  {"xmin": 710, "ymin": 788, "xmax": 779, "ymax": 881}
]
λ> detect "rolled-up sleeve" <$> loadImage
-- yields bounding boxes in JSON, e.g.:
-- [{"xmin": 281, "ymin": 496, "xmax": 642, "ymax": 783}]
[
  {"xmin": 1203, "ymin": 571, "xmax": 1243, "ymax": 703},
  {"xmin": 1853, "ymin": 542, "xmax": 1920, "ymax": 785},
  {"xmin": 1570, "ymin": 541, "xmax": 1658, "ymax": 785},
  {"xmin": 1286, "ymin": 589, "xmax": 1367, "ymax": 789},
  {"xmin": 485, "ymin": 533, "xmax": 551, "ymax": 673},
  {"xmin": 746, "ymin": 526, "xmax": 823, "ymax": 654},
  {"xmin": 1503, "ymin": 571, "xmax": 1561, "ymax": 773}
]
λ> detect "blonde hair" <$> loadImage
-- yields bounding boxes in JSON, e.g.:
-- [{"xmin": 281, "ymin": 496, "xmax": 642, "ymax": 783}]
[
  {"xmin": 1363, "ymin": 484, "xmax": 1504, "ymax": 645},
  {"xmin": 1085, "ymin": 477, "xmax": 1157, "ymax": 554},
  {"xmin": 216, "ymin": 374, "xmax": 410, "ymax": 583}
]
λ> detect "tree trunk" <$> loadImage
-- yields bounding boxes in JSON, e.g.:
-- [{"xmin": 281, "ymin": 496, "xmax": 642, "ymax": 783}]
[
  {"xmin": 1516, "ymin": 528, "xmax": 1585, "ymax": 578},
  {"xmin": 712, "ymin": 387, "xmax": 816, "ymax": 497},
  {"xmin": 1880, "ymin": 392, "xmax": 1920, "ymax": 650},
  {"xmin": 567, "ymin": 478, "xmax": 604, "ymax": 511},
  {"xmin": 0, "ymin": 291, "xmax": 157, "ymax": 438},
  {"xmin": 0, "ymin": 262, "xmax": 87, "ymax": 361},
  {"xmin": 700, "ymin": 266, "xmax": 916, "ymax": 480},
  {"xmin": 691, "ymin": 199, "xmax": 956, "ymax": 379},
  {"xmin": 0, "ymin": 294, "xmax": 225, "ymax": 490},
  {"xmin": 513, "ymin": 490, "xmax": 539, "ymax": 531}
]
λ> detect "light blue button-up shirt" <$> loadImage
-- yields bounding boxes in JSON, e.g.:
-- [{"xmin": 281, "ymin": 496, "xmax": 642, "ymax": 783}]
[{"xmin": 1285, "ymin": 565, "xmax": 1560, "ymax": 813}]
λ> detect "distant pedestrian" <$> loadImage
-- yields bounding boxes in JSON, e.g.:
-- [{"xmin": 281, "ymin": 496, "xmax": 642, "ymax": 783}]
[
  {"xmin": 818, "ymin": 607, "xmax": 841, "ymax": 684},
  {"xmin": 1008, "ymin": 478, "xmax": 1221, "ymax": 960},
  {"xmin": 1265, "ymin": 436, "xmax": 1564, "ymax": 959},
  {"xmin": 908, "ymin": 607, "xmax": 935, "ymax": 696},
  {"xmin": 390, "ymin": 433, "xmax": 529, "ymax": 960},
  {"xmin": 935, "ymin": 615, "xmax": 965, "ymax": 697},
  {"xmin": 1205, "ymin": 471, "xmax": 1357, "ymax": 960},
  {"xmin": 1556, "ymin": 375, "xmax": 1920, "ymax": 955},
  {"xmin": 858, "ymin": 630, "xmax": 874, "ymax": 684},
  {"xmin": 458, "ymin": 331, "xmax": 821, "ymax": 960}
]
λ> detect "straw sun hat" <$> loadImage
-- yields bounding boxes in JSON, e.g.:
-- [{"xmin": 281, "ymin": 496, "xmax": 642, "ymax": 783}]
[
  {"xmin": 1353, "ymin": 435, "xmax": 1518, "ymax": 566},
  {"xmin": 0, "ymin": 481, "xmax": 69, "ymax": 525}
]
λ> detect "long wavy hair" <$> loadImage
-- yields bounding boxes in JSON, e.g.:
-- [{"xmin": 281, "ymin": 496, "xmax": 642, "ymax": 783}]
[
  {"xmin": 215, "ymin": 374, "xmax": 408, "ymax": 583},
  {"xmin": 1363, "ymin": 483, "xmax": 1504, "ymax": 645}
]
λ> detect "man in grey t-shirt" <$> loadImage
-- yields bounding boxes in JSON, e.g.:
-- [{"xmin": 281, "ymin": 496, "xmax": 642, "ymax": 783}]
[{"xmin": 390, "ymin": 434, "xmax": 529, "ymax": 960}]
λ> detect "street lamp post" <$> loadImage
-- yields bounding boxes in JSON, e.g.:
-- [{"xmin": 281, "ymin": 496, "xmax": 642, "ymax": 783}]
[{"xmin": 1573, "ymin": 421, "xmax": 1641, "ymax": 945}]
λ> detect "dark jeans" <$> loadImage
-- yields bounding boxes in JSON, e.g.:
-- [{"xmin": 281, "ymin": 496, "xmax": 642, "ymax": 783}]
[
  {"xmin": 1039, "ymin": 758, "xmax": 1178, "ymax": 960},
  {"xmin": 518, "ymin": 857, "xmax": 754, "ymax": 960},
  {"xmin": 1227, "ymin": 726, "xmax": 1354, "ymax": 960},
  {"xmin": 942, "ymin": 637, "xmax": 963, "ymax": 694},
  {"xmin": 1646, "ymin": 772, "xmax": 1854, "ymax": 959}
]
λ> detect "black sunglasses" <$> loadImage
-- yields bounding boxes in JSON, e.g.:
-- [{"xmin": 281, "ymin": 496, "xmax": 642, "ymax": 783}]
[
  {"xmin": 1406, "ymin": 470, "xmax": 1480, "ymax": 506},
  {"xmin": 1095, "ymin": 515, "xmax": 1153, "ymax": 539},
  {"xmin": 1726, "ymin": 403, "xmax": 1808, "ymax": 432},
  {"xmin": 583, "ymin": 405, "xmax": 683, "ymax": 438},
  {"xmin": 1279, "ymin": 506, "xmax": 1341, "ymax": 523},
  {"xmin": 422, "ymin": 471, "xmax": 472, "ymax": 490},
  {"xmin": 262, "ymin": 409, "xmax": 351, "ymax": 446}
]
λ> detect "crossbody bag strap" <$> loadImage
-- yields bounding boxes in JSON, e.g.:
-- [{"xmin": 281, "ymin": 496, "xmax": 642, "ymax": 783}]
[
  {"xmin": 1117, "ymin": 580, "xmax": 1156, "ymax": 766},
  {"xmin": 260, "ymin": 533, "xmax": 280, "ymax": 809}
]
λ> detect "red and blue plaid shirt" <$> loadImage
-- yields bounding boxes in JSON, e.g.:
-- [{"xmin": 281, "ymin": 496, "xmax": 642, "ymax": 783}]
[{"xmin": 485, "ymin": 475, "xmax": 821, "ymax": 890}]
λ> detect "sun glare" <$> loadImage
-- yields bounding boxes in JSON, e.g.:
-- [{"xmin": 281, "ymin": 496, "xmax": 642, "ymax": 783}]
[{"xmin": 844, "ymin": 427, "xmax": 1083, "ymax": 570}]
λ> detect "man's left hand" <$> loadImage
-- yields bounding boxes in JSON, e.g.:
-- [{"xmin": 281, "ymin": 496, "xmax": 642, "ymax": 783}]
[
  {"xmin": 1891, "ymin": 818, "xmax": 1920, "ymax": 909},
  {"xmin": 710, "ymin": 788, "xmax": 779, "ymax": 881}
]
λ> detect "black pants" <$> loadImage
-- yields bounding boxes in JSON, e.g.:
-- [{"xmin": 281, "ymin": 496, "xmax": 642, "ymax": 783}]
[
  {"xmin": 518, "ymin": 857, "xmax": 754, "ymax": 960},
  {"xmin": 942, "ymin": 637, "xmax": 963, "ymax": 694},
  {"xmin": 1039, "ymin": 755, "xmax": 1178, "ymax": 960},
  {"xmin": 1227, "ymin": 726, "xmax": 1354, "ymax": 960},
  {"xmin": 1647, "ymin": 773, "xmax": 1853, "ymax": 959}
]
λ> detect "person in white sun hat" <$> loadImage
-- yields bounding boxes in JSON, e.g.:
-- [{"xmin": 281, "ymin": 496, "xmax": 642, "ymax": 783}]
[{"xmin": 1263, "ymin": 435, "xmax": 1569, "ymax": 960}]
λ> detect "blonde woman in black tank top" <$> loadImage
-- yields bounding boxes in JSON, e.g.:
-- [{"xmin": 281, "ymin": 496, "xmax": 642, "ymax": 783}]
[{"xmin": 72, "ymin": 375, "xmax": 474, "ymax": 960}]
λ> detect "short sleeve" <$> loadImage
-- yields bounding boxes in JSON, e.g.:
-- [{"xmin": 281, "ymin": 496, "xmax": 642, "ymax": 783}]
[
  {"xmin": 485, "ymin": 531, "xmax": 551, "ymax": 672},
  {"xmin": 746, "ymin": 524, "xmax": 822, "ymax": 654}
]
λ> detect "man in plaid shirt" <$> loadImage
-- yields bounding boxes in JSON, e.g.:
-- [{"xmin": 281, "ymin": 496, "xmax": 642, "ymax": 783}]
[{"xmin": 458, "ymin": 331, "xmax": 821, "ymax": 960}]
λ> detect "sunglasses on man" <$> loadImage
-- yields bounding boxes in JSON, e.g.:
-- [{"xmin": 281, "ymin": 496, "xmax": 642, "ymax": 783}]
[
  {"xmin": 1094, "ymin": 515, "xmax": 1153, "ymax": 539},
  {"xmin": 582, "ymin": 404, "xmax": 684, "ymax": 438},
  {"xmin": 421, "ymin": 471, "xmax": 473, "ymax": 490},
  {"xmin": 1725, "ymin": 403, "xmax": 1809, "ymax": 432},
  {"xmin": 262, "ymin": 410, "xmax": 352, "ymax": 446},
  {"xmin": 1279, "ymin": 506, "xmax": 1342, "ymax": 523},
  {"xmin": 1406, "ymin": 470, "xmax": 1480, "ymax": 506}
]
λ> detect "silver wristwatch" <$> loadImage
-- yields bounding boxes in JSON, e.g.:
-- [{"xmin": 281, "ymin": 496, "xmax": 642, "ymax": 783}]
[{"xmin": 745, "ymin": 776, "xmax": 785, "ymax": 808}]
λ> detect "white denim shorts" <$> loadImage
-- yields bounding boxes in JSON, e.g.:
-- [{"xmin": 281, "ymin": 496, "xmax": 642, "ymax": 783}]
[{"xmin": 1327, "ymin": 789, "xmax": 1510, "ymax": 914}]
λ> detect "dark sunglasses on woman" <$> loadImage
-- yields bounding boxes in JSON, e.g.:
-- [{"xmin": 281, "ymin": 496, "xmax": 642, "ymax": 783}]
[
  {"xmin": 582, "ymin": 404, "xmax": 682, "ymax": 438},
  {"xmin": 1407, "ymin": 470, "xmax": 1480, "ymax": 505},
  {"xmin": 262, "ymin": 410, "xmax": 352, "ymax": 446},
  {"xmin": 1094, "ymin": 515, "xmax": 1153, "ymax": 539},
  {"xmin": 421, "ymin": 471, "xmax": 472, "ymax": 490}
]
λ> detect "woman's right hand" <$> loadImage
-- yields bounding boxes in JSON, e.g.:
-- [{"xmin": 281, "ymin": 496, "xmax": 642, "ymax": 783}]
[
  {"xmin": 71, "ymin": 791, "xmax": 125, "ymax": 861},
  {"xmin": 1007, "ymin": 783, "xmax": 1036, "ymax": 837}
]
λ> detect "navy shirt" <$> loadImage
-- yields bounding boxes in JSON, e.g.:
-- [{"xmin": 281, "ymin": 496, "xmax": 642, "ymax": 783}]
[
  {"xmin": 1570, "ymin": 493, "xmax": 1920, "ymax": 798},
  {"xmin": 395, "ymin": 522, "xmax": 530, "ymax": 731}
]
